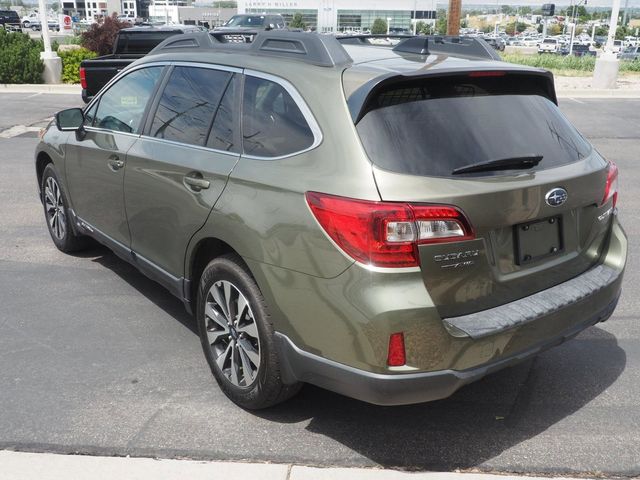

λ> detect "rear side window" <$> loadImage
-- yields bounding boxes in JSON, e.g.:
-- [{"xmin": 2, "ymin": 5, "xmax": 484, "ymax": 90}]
[
  {"xmin": 93, "ymin": 66, "xmax": 162, "ymax": 133},
  {"xmin": 149, "ymin": 66, "xmax": 232, "ymax": 147},
  {"xmin": 356, "ymin": 75, "xmax": 591, "ymax": 177},
  {"xmin": 206, "ymin": 74, "xmax": 240, "ymax": 153},
  {"xmin": 242, "ymin": 76, "xmax": 314, "ymax": 158}
]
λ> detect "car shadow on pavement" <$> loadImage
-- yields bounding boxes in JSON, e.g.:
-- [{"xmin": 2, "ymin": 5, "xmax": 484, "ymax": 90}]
[
  {"xmin": 255, "ymin": 327, "xmax": 626, "ymax": 471},
  {"xmin": 80, "ymin": 246, "xmax": 625, "ymax": 472},
  {"xmin": 84, "ymin": 245, "xmax": 198, "ymax": 336}
]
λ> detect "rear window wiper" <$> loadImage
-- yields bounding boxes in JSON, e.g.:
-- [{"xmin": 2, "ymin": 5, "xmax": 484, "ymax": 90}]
[{"xmin": 452, "ymin": 155, "xmax": 543, "ymax": 175}]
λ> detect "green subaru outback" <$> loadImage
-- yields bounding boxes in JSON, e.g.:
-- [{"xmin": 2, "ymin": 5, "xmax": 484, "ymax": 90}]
[{"xmin": 35, "ymin": 32, "xmax": 626, "ymax": 409}]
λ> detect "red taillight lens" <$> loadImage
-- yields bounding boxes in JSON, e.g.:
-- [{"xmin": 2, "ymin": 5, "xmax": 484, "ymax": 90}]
[
  {"xmin": 79, "ymin": 67, "xmax": 87, "ymax": 89},
  {"xmin": 601, "ymin": 161, "xmax": 618, "ymax": 208},
  {"xmin": 387, "ymin": 332, "xmax": 406, "ymax": 367},
  {"xmin": 305, "ymin": 192, "xmax": 474, "ymax": 268},
  {"xmin": 468, "ymin": 71, "xmax": 506, "ymax": 78}
]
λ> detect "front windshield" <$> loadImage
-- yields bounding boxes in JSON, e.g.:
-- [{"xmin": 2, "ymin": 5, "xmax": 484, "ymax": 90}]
[{"xmin": 225, "ymin": 15, "xmax": 265, "ymax": 27}]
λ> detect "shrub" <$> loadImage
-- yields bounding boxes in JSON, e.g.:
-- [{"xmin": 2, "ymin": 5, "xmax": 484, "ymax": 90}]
[
  {"xmin": 58, "ymin": 47, "xmax": 96, "ymax": 84},
  {"xmin": 81, "ymin": 13, "xmax": 129, "ymax": 55},
  {"xmin": 0, "ymin": 29, "xmax": 44, "ymax": 84}
]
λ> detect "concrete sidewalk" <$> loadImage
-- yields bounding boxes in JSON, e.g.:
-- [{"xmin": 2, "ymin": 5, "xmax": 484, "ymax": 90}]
[
  {"xmin": 1, "ymin": 82, "xmax": 640, "ymax": 99},
  {"xmin": 0, "ymin": 451, "xmax": 596, "ymax": 480}
]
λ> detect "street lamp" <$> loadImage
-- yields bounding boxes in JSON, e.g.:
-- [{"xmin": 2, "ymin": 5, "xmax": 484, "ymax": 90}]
[
  {"xmin": 387, "ymin": 17, "xmax": 392, "ymax": 34},
  {"xmin": 38, "ymin": 0, "xmax": 61, "ymax": 83}
]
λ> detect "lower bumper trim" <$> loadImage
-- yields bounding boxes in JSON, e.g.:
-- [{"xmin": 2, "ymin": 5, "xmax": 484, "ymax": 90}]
[{"xmin": 275, "ymin": 294, "xmax": 619, "ymax": 406}]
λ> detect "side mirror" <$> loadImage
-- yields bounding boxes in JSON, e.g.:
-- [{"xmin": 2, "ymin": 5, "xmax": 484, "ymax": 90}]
[{"xmin": 55, "ymin": 108, "xmax": 84, "ymax": 131}]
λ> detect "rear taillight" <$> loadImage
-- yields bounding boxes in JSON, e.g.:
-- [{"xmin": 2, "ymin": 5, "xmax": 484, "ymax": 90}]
[
  {"xmin": 79, "ymin": 67, "xmax": 87, "ymax": 89},
  {"xmin": 305, "ymin": 192, "xmax": 474, "ymax": 268},
  {"xmin": 601, "ymin": 161, "xmax": 618, "ymax": 208}
]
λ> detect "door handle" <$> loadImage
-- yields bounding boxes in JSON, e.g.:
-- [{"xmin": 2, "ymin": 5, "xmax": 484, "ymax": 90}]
[
  {"xmin": 184, "ymin": 174, "xmax": 210, "ymax": 191},
  {"xmin": 107, "ymin": 156, "xmax": 125, "ymax": 171}
]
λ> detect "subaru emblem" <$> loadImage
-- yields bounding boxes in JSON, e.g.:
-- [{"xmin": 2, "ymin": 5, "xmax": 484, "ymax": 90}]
[{"xmin": 545, "ymin": 188, "xmax": 568, "ymax": 207}]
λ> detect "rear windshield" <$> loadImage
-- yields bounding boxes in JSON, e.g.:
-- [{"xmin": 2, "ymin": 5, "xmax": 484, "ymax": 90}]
[{"xmin": 356, "ymin": 76, "xmax": 591, "ymax": 177}]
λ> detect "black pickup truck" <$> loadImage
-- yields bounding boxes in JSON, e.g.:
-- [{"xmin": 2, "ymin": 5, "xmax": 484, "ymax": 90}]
[{"xmin": 80, "ymin": 25, "xmax": 200, "ymax": 103}]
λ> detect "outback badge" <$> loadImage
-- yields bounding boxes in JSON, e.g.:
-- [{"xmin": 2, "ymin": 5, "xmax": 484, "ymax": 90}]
[{"xmin": 545, "ymin": 187, "xmax": 568, "ymax": 207}]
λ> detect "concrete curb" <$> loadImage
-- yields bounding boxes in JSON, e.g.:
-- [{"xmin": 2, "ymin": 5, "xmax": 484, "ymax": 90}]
[
  {"xmin": 0, "ymin": 84, "xmax": 81, "ymax": 95},
  {"xmin": 556, "ymin": 89, "xmax": 640, "ymax": 98},
  {"xmin": 0, "ymin": 450, "xmax": 595, "ymax": 480}
]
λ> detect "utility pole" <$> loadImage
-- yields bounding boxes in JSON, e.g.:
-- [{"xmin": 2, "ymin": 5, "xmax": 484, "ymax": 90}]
[
  {"xmin": 593, "ymin": 0, "xmax": 622, "ymax": 88},
  {"xmin": 447, "ymin": 0, "xmax": 461, "ymax": 35},
  {"xmin": 38, "ymin": 0, "xmax": 61, "ymax": 83}
]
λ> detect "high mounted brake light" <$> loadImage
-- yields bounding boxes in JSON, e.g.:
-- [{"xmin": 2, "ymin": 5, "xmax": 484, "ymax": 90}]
[
  {"xmin": 468, "ymin": 71, "xmax": 506, "ymax": 78},
  {"xmin": 601, "ymin": 161, "xmax": 618, "ymax": 208},
  {"xmin": 305, "ymin": 192, "xmax": 474, "ymax": 268}
]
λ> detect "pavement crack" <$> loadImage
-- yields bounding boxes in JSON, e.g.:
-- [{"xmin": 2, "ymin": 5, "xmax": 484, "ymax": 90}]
[{"xmin": 125, "ymin": 396, "xmax": 175, "ymax": 450}]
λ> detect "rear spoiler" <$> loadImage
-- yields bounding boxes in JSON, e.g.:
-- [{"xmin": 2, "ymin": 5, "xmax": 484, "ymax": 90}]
[{"xmin": 347, "ymin": 68, "xmax": 557, "ymax": 124}]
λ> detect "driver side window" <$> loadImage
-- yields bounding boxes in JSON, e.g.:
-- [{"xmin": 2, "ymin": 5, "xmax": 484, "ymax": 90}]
[{"xmin": 93, "ymin": 67, "xmax": 163, "ymax": 134}]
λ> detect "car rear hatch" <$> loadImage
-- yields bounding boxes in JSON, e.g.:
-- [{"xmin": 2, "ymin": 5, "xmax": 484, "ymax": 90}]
[{"xmin": 346, "ymin": 67, "xmax": 617, "ymax": 318}]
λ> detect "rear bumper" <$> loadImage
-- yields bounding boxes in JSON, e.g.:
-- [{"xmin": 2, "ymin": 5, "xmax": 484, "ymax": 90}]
[{"xmin": 276, "ymin": 293, "xmax": 620, "ymax": 406}]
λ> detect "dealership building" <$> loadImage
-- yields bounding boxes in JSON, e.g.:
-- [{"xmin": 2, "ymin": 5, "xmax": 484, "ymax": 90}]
[{"xmin": 238, "ymin": 0, "xmax": 437, "ymax": 33}]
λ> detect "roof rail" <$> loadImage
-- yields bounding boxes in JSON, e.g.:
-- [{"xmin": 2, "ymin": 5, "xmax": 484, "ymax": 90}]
[
  {"xmin": 149, "ymin": 30, "xmax": 353, "ymax": 68},
  {"xmin": 336, "ymin": 34, "xmax": 502, "ymax": 61}
]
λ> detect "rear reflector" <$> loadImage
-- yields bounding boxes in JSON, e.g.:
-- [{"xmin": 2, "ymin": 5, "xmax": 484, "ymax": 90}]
[
  {"xmin": 387, "ymin": 333, "xmax": 406, "ymax": 367},
  {"xmin": 79, "ymin": 67, "xmax": 87, "ymax": 89},
  {"xmin": 601, "ymin": 161, "xmax": 618, "ymax": 208},
  {"xmin": 305, "ymin": 192, "xmax": 474, "ymax": 268}
]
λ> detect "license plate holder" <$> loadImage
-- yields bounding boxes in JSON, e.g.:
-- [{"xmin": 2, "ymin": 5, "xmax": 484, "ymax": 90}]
[{"xmin": 515, "ymin": 216, "xmax": 563, "ymax": 265}]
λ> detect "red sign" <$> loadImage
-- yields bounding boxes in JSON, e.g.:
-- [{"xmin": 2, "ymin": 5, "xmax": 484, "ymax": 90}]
[{"xmin": 63, "ymin": 15, "xmax": 72, "ymax": 29}]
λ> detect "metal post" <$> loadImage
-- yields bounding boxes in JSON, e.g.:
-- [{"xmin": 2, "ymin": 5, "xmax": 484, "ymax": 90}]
[{"xmin": 605, "ymin": 0, "xmax": 621, "ymax": 52}]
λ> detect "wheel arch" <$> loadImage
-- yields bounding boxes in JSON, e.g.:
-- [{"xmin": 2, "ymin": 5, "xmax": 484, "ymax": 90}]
[
  {"xmin": 36, "ymin": 151, "xmax": 54, "ymax": 196},
  {"xmin": 186, "ymin": 237, "xmax": 252, "ymax": 305}
]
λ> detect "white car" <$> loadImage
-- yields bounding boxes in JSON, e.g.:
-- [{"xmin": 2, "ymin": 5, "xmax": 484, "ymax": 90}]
[{"xmin": 538, "ymin": 38, "xmax": 559, "ymax": 53}]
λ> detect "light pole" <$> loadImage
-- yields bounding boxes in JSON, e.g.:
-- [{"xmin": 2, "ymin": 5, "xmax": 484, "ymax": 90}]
[
  {"xmin": 38, "ymin": 0, "xmax": 61, "ymax": 83},
  {"xmin": 386, "ymin": 17, "xmax": 392, "ymax": 35},
  {"xmin": 593, "ymin": 0, "xmax": 622, "ymax": 88}
]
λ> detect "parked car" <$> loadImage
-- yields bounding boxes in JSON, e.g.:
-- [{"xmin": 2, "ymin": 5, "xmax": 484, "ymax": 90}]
[
  {"xmin": 36, "ymin": 31, "xmax": 626, "ymax": 409},
  {"xmin": 483, "ymin": 36, "xmax": 506, "ymax": 51},
  {"xmin": 0, "ymin": 9, "xmax": 21, "ymax": 30},
  {"xmin": 215, "ymin": 13, "xmax": 285, "ymax": 31},
  {"xmin": 560, "ymin": 43, "xmax": 596, "ymax": 57},
  {"xmin": 79, "ymin": 25, "xmax": 200, "ymax": 103},
  {"xmin": 620, "ymin": 45, "xmax": 640, "ymax": 60},
  {"xmin": 538, "ymin": 37, "xmax": 560, "ymax": 53},
  {"xmin": 612, "ymin": 39, "xmax": 624, "ymax": 55},
  {"xmin": 20, "ymin": 11, "xmax": 59, "ymax": 31}
]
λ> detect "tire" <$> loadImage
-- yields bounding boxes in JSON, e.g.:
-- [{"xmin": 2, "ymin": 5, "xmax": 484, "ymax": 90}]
[
  {"xmin": 41, "ymin": 163, "xmax": 88, "ymax": 253},
  {"xmin": 31, "ymin": 25, "xmax": 38, "ymax": 31},
  {"xmin": 22, "ymin": 21, "xmax": 30, "ymax": 28},
  {"xmin": 197, "ymin": 253, "xmax": 301, "ymax": 409}
]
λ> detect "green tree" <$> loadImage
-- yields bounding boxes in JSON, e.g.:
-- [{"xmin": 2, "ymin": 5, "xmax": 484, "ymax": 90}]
[
  {"xmin": 505, "ymin": 21, "xmax": 527, "ymax": 35},
  {"xmin": 501, "ymin": 5, "xmax": 513, "ymax": 15},
  {"xmin": 288, "ymin": 12, "xmax": 306, "ymax": 29},
  {"xmin": 371, "ymin": 17, "xmax": 387, "ymax": 34},
  {"xmin": 435, "ymin": 9, "xmax": 447, "ymax": 34},
  {"xmin": 520, "ymin": 6, "xmax": 532, "ymax": 15},
  {"xmin": 0, "ymin": 29, "xmax": 43, "ymax": 83}
]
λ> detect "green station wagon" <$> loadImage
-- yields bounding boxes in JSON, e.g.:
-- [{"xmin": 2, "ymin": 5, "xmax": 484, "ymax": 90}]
[{"xmin": 35, "ymin": 32, "xmax": 626, "ymax": 409}]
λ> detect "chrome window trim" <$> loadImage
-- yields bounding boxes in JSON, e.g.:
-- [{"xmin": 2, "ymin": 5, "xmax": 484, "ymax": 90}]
[
  {"xmin": 139, "ymin": 62, "xmax": 243, "ymax": 155},
  {"xmin": 83, "ymin": 126, "xmax": 141, "ymax": 138},
  {"xmin": 137, "ymin": 134, "xmax": 241, "ymax": 158},
  {"xmin": 242, "ymin": 69, "xmax": 323, "ymax": 161},
  {"xmin": 82, "ymin": 62, "xmax": 323, "ymax": 160}
]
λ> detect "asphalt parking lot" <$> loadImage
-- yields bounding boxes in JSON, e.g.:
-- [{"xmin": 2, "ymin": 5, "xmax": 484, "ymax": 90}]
[{"xmin": 0, "ymin": 93, "xmax": 639, "ymax": 476}]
